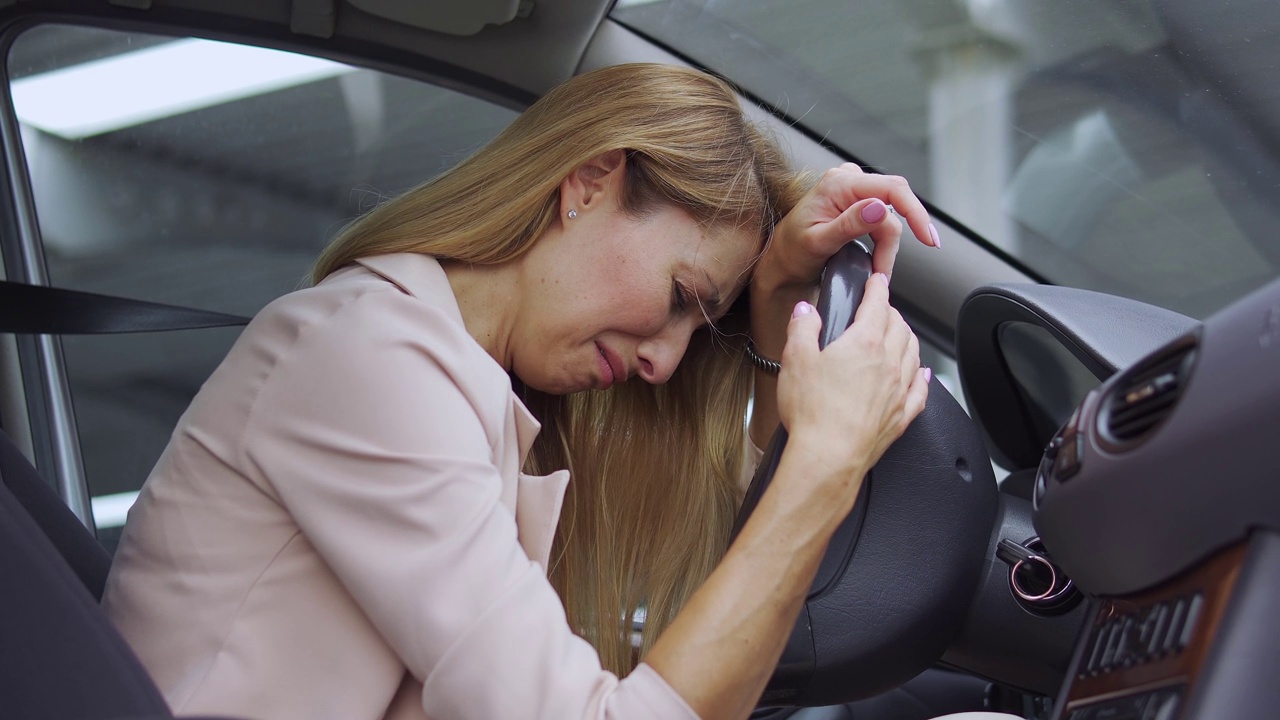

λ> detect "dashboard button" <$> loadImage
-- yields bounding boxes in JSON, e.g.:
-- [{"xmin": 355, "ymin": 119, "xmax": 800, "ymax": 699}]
[
  {"xmin": 1116, "ymin": 616, "xmax": 1138, "ymax": 668},
  {"xmin": 1082, "ymin": 624, "xmax": 1108, "ymax": 676},
  {"xmin": 1136, "ymin": 606, "xmax": 1158, "ymax": 655},
  {"xmin": 1146, "ymin": 603, "xmax": 1170, "ymax": 657},
  {"xmin": 1101, "ymin": 617, "xmax": 1128, "ymax": 670},
  {"xmin": 1163, "ymin": 597, "xmax": 1188, "ymax": 653},
  {"xmin": 1177, "ymin": 594, "xmax": 1204, "ymax": 650}
]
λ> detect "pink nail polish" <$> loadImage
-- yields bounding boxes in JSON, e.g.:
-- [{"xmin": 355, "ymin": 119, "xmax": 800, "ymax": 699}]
[
  {"xmin": 928, "ymin": 223, "xmax": 941, "ymax": 248},
  {"xmin": 924, "ymin": 367, "xmax": 933, "ymax": 383},
  {"xmin": 792, "ymin": 301, "xmax": 814, "ymax": 318},
  {"xmin": 875, "ymin": 272, "xmax": 889, "ymax": 287},
  {"xmin": 860, "ymin": 199, "xmax": 887, "ymax": 224}
]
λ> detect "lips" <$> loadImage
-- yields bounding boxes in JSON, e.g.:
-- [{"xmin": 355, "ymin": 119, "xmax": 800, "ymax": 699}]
[{"xmin": 595, "ymin": 342, "xmax": 627, "ymax": 389}]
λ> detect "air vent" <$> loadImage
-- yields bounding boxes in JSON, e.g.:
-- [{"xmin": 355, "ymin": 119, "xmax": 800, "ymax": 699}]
[{"xmin": 1099, "ymin": 341, "xmax": 1197, "ymax": 447}]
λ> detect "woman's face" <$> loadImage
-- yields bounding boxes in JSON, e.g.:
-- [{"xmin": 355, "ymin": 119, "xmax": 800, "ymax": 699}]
[{"xmin": 511, "ymin": 202, "xmax": 758, "ymax": 395}]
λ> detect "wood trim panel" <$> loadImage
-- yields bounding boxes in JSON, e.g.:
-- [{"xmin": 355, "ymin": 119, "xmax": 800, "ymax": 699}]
[{"xmin": 1063, "ymin": 542, "xmax": 1246, "ymax": 713}]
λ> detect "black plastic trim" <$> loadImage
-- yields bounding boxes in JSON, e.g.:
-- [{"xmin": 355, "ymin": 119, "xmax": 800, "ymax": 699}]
[
  {"xmin": 942, "ymin": 494, "xmax": 1088, "ymax": 697},
  {"xmin": 0, "ymin": 19, "xmax": 55, "ymax": 483},
  {"xmin": 957, "ymin": 284, "xmax": 1200, "ymax": 470},
  {"xmin": 1034, "ymin": 275, "xmax": 1280, "ymax": 595},
  {"xmin": 0, "ymin": 8, "xmax": 539, "ymax": 112}
]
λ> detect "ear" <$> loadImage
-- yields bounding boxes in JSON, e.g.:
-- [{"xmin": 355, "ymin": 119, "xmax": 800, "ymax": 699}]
[{"xmin": 560, "ymin": 150, "xmax": 626, "ymax": 217}]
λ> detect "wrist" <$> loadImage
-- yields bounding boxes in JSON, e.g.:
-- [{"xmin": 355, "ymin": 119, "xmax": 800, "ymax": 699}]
[
  {"xmin": 750, "ymin": 282, "xmax": 817, "ymax": 352},
  {"xmin": 751, "ymin": 268, "xmax": 816, "ymax": 303},
  {"xmin": 785, "ymin": 427, "xmax": 865, "ymax": 471},
  {"xmin": 776, "ymin": 434, "xmax": 869, "ymax": 519}
]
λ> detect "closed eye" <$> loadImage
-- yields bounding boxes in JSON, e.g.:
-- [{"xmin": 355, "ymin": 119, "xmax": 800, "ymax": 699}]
[
  {"xmin": 674, "ymin": 278, "xmax": 726, "ymax": 329},
  {"xmin": 672, "ymin": 279, "xmax": 693, "ymax": 314}
]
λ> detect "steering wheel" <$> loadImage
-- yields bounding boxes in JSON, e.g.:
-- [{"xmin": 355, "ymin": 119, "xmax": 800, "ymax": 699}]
[{"xmin": 732, "ymin": 241, "xmax": 999, "ymax": 706}]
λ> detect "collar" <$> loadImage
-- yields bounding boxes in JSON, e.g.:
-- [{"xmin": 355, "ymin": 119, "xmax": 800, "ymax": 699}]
[{"xmin": 354, "ymin": 253, "xmax": 466, "ymax": 327}]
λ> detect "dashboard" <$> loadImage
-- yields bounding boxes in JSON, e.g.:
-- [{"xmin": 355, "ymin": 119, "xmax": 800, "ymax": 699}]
[{"xmin": 970, "ymin": 274, "xmax": 1280, "ymax": 719}]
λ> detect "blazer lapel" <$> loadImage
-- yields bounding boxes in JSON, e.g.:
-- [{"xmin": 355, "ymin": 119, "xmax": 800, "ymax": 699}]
[
  {"xmin": 357, "ymin": 253, "xmax": 571, "ymax": 571},
  {"xmin": 515, "ymin": 469, "xmax": 570, "ymax": 571}
]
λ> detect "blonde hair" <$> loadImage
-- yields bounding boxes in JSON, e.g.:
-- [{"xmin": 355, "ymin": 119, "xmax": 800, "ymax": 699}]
[{"xmin": 314, "ymin": 63, "xmax": 808, "ymax": 675}]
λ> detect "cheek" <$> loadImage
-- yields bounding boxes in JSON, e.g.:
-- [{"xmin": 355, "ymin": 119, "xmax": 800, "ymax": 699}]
[
  {"xmin": 583, "ymin": 270, "xmax": 671, "ymax": 333},
  {"xmin": 615, "ymin": 285, "xmax": 677, "ymax": 335}
]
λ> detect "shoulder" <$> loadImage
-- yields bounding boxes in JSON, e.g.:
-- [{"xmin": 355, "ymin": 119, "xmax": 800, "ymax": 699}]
[
  {"xmin": 256, "ymin": 258, "xmax": 498, "ymax": 385},
  {"xmin": 240, "ymin": 259, "xmax": 514, "ymax": 443}
]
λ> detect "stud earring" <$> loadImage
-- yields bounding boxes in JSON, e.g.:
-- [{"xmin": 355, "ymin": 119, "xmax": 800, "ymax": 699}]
[{"xmin": 567, "ymin": 209, "xmax": 578, "ymax": 219}]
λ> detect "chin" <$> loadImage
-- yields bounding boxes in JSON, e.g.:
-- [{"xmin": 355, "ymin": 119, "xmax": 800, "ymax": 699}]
[{"xmin": 515, "ymin": 374, "xmax": 583, "ymax": 397}]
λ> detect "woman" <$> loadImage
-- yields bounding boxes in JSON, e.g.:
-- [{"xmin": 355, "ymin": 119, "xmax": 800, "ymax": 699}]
[{"xmin": 102, "ymin": 64, "xmax": 999, "ymax": 720}]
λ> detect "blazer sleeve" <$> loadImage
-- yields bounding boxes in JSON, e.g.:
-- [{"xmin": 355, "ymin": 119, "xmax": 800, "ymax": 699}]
[{"xmin": 238, "ymin": 290, "xmax": 699, "ymax": 720}]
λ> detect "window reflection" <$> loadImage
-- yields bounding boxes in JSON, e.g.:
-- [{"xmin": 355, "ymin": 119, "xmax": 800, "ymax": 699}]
[{"xmin": 615, "ymin": 0, "xmax": 1280, "ymax": 318}]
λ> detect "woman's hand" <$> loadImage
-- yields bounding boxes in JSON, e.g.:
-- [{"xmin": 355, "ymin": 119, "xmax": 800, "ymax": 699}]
[
  {"xmin": 649, "ymin": 169, "xmax": 933, "ymax": 717},
  {"xmin": 755, "ymin": 163, "xmax": 938, "ymax": 295},
  {"xmin": 649, "ymin": 279, "xmax": 928, "ymax": 720},
  {"xmin": 746, "ymin": 164, "xmax": 936, "ymax": 449},
  {"xmin": 776, "ymin": 280, "xmax": 930, "ymax": 486}
]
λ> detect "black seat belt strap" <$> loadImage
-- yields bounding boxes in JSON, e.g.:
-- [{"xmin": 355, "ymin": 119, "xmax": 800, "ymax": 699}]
[{"xmin": 0, "ymin": 280, "xmax": 250, "ymax": 334}]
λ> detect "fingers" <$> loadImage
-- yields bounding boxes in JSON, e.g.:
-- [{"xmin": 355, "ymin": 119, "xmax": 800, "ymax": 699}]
[
  {"xmin": 851, "ymin": 287, "xmax": 923, "ymax": 431},
  {"xmin": 780, "ymin": 300, "xmax": 822, "ymax": 368},
  {"xmin": 815, "ymin": 197, "xmax": 897, "ymax": 259},
  {"xmin": 868, "ymin": 213, "xmax": 903, "ymax": 280},
  {"xmin": 821, "ymin": 199, "xmax": 905, "ymax": 279},
  {"xmin": 812, "ymin": 167, "xmax": 939, "ymax": 275},
  {"xmin": 903, "ymin": 366, "xmax": 931, "ymax": 424},
  {"xmin": 834, "ymin": 173, "xmax": 935, "ymax": 255},
  {"xmin": 899, "ymin": 331, "xmax": 920, "ymax": 389},
  {"xmin": 775, "ymin": 276, "xmax": 927, "ymax": 467},
  {"xmin": 765, "ymin": 165, "xmax": 933, "ymax": 292},
  {"xmin": 851, "ymin": 272, "xmax": 891, "ymax": 332}
]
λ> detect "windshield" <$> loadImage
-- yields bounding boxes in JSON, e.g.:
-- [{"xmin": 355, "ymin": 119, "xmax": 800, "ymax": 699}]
[{"xmin": 613, "ymin": 0, "xmax": 1280, "ymax": 320}]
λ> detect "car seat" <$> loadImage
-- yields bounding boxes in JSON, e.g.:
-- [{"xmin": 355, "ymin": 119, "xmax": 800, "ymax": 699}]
[{"xmin": 0, "ymin": 428, "xmax": 231, "ymax": 719}]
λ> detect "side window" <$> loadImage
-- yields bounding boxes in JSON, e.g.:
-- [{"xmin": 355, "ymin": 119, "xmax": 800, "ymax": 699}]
[{"xmin": 7, "ymin": 25, "xmax": 519, "ymax": 550}]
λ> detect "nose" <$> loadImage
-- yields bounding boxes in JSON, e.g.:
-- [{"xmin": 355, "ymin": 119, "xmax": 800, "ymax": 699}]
[{"xmin": 635, "ymin": 323, "xmax": 693, "ymax": 385}]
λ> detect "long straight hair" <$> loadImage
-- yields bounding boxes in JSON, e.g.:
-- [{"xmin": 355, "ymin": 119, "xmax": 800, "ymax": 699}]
[{"xmin": 314, "ymin": 64, "xmax": 808, "ymax": 675}]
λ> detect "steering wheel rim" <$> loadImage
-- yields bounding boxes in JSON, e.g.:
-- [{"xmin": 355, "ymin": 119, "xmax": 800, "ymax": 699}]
[{"xmin": 732, "ymin": 240, "xmax": 999, "ymax": 706}]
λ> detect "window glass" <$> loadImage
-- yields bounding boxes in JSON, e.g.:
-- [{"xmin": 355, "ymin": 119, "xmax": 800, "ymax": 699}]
[
  {"xmin": 615, "ymin": 0, "xmax": 1280, "ymax": 320},
  {"xmin": 8, "ymin": 25, "xmax": 519, "ymax": 550}
]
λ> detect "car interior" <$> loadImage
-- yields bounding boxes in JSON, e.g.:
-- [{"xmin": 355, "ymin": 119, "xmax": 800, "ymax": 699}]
[{"xmin": 0, "ymin": 1, "xmax": 1276, "ymax": 719}]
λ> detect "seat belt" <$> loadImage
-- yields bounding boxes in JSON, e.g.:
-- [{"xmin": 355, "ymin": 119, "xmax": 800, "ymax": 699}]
[{"xmin": 0, "ymin": 280, "xmax": 250, "ymax": 334}]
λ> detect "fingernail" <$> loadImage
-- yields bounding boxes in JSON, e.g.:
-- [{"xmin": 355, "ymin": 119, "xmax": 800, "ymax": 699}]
[
  {"xmin": 924, "ymin": 367, "xmax": 933, "ymax": 383},
  {"xmin": 792, "ymin": 301, "xmax": 814, "ymax": 318},
  {"xmin": 875, "ymin": 272, "xmax": 889, "ymax": 287},
  {"xmin": 928, "ymin": 223, "xmax": 941, "ymax": 248},
  {"xmin": 860, "ymin": 199, "xmax": 887, "ymax": 224}
]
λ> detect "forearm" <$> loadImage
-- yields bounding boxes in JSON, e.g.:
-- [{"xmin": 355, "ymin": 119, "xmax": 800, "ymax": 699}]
[
  {"xmin": 748, "ymin": 281, "xmax": 817, "ymax": 448},
  {"xmin": 644, "ymin": 442, "xmax": 866, "ymax": 720}
]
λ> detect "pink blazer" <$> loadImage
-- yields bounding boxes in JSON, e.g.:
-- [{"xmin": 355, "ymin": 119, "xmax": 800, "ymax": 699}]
[{"xmin": 102, "ymin": 254, "xmax": 699, "ymax": 720}]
